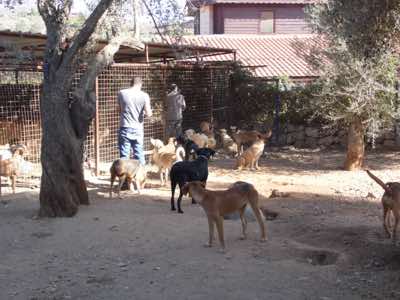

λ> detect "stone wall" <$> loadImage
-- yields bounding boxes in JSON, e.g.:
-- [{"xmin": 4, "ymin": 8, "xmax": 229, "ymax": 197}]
[{"xmin": 273, "ymin": 124, "xmax": 400, "ymax": 150}]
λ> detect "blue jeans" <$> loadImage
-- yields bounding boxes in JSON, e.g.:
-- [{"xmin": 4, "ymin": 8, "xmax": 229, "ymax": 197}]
[{"xmin": 118, "ymin": 127, "xmax": 145, "ymax": 165}]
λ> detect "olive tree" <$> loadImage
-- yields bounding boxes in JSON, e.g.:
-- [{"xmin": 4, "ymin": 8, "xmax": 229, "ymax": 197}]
[
  {"xmin": 306, "ymin": 0, "xmax": 400, "ymax": 170},
  {"xmin": 32, "ymin": 0, "xmax": 182, "ymax": 217}
]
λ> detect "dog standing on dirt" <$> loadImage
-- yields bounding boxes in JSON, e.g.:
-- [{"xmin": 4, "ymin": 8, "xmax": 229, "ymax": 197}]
[
  {"xmin": 0, "ymin": 144, "xmax": 28, "ymax": 195},
  {"xmin": 170, "ymin": 148, "xmax": 215, "ymax": 213},
  {"xmin": 109, "ymin": 159, "xmax": 147, "ymax": 198},
  {"xmin": 232, "ymin": 129, "xmax": 271, "ymax": 155},
  {"xmin": 182, "ymin": 181, "xmax": 267, "ymax": 250},
  {"xmin": 366, "ymin": 170, "xmax": 400, "ymax": 243}
]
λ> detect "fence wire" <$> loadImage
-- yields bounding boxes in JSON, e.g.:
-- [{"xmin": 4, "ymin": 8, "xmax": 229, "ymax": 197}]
[{"xmin": 0, "ymin": 64, "xmax": 231, "ymax": 170}]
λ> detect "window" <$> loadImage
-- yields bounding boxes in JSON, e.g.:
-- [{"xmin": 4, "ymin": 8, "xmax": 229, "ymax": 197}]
[{"xmin": 259, "ymin": 11, "xmax": 274, "ymax": 34}]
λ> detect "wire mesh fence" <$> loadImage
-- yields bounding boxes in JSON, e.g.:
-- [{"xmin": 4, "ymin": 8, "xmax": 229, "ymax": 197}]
[{"xmin": 0, "ymin": 63, "xmax": 232, "ymax": 180}]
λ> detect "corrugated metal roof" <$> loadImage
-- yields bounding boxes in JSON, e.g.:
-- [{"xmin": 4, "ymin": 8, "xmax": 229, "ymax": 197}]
[
  {"xmin": 187, "ymin": 0, "xmax": 322, "ymax": 9},
  {"xmin": 181, "ymin": 34, "xmax": 322, "ymax": 78},
  {"xmin": 204, "ymin": 0, "xmax": 319, "ymax": 4}
]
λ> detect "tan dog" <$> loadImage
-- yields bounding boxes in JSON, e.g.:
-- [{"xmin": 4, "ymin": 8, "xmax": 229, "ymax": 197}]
[
  {"xmin": 182, "ymin": 181, "xmax": 267, "ymax": 250},
  {"xmin": 200, "ymin": 121, "xmax": 212, "ymax": 133},
  {"xmin": 366, "ymin": 170, "xmax": 400, "ymax": 243},
  {"xmin": 232, "ymin": 129, "xmax": 271, "ymax": 155},
  {"xmin": 236, "ymin": 139, "xmax": 265, "ymax": 170},
  {"xmin": 109, "ymin": 159, "xmax": 147, "ymax": 198},
  {"xmin": 150, "ymin": 138, "xmax": 184, "ymax": 186},
  {"xmin": 0, "ymin": 144, "xmax": 27, "ymax": 195},
  {"xmin": 164, "ymin": 137, "xmax": 176, "ymax": 154}
]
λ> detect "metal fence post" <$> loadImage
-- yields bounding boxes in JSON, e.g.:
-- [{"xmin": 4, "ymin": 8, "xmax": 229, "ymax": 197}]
[{"xmin": 94, "ymin": 76, "xmax": 100, "ymax": 176}]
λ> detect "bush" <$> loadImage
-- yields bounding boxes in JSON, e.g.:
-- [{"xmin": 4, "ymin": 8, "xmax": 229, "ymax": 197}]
[{"xmin": 229, "ymin": 64, "xmax": 321, "ymax": 128}]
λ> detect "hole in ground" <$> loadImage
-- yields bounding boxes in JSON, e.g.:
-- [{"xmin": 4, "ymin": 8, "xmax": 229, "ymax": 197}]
[{"xmin": 303, "ymin": 249, "xmax": 339, "ymax": 266}]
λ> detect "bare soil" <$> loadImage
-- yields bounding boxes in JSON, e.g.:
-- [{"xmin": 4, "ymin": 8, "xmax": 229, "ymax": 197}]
[{"xmin": 1, "ymin": 149, "xmax": 400, "ymax": 300}]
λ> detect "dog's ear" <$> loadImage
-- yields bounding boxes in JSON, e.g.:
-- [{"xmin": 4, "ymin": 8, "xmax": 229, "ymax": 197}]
[{"xmin": 150, "ymin": 138, "xmax": 155, "ymax": 146}]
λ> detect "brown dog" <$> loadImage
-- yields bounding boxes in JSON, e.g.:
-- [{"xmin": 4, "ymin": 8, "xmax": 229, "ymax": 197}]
[
  {"xmin": 236, "ymin": 139, "xmax": 265, "ymax": 170},
  {"xmin": 182, "ymin": 181, "xmax": 267, "ymax": 250},
  {"xmin": 109, "ymin": 159, "xmax": 147, "ymax": 198},
  {"xmin": 366, "ymin": 170, "xmax": 400, "ymax": 243},
  {"xmin": 232, "ymin": 129, "xmax": 272, "ymax": 154}
]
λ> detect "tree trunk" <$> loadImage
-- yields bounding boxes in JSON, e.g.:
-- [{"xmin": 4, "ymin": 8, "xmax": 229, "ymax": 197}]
[
  {"xmin": 39, "ymin": 83, "xmax": 89, "ymax": 218},
  {"xmin": 344, "ymin": 117, "xmax": 365, "ymax": 171}
]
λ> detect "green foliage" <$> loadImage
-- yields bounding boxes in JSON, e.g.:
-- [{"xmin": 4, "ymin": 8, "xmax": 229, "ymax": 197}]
[
  {"xmin": 229, "ymin": 63, "xmax": 318, "ymax": 126},
  {"xmin": 305, "ymin": 0, "xmax": 400, "ymax": 136},
  {"xmin": 306, "ymin": 0, "xmax": 400, "ymax": 60}
]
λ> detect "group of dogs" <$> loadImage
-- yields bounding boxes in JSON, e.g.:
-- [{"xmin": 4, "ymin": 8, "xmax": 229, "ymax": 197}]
[
  {"xmin": 108, "ymin": 121, "xmax": 400, "ymax": 250},
  {"xmin": 0, "ymin": 123, "xmax": 397, "ymax": 251}
]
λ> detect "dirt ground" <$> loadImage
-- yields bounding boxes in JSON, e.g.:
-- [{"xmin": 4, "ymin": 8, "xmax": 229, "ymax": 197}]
[{"xmin": 2, "ymin": 149, "xmax": 400, "ymax": 300}]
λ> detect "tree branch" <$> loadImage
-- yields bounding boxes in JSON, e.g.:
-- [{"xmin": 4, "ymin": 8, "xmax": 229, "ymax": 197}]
[
  {"xmin": 140, "ymin": 0, "xmax": 171, "ymax": 45},
  {"xmin": 61, "ymin": 0, "xmax": 114, "ymax": 70}
]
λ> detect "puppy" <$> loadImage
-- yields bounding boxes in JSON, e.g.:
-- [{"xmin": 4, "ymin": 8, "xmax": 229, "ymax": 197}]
[
  {"xmin": 109, "ymin": 159, "xmax": 146, "ymax": 198},
  {"xmin": 236, "ymin": 139, "xmax": 265, "ymax": 170},
  {"xmin": 366, "ymin": 170, "xmax": 400, "ymax": 243},
  {"xmin": 170, "ymin": 148, "xmax": 215, "ymax": 213},
  {"xmin": 182, "ymin": 181, "xmax": 266, "ymax": 250},
  {"xmin": 232, "ymin": 129, "xmax": 271, "ymax": 155}
]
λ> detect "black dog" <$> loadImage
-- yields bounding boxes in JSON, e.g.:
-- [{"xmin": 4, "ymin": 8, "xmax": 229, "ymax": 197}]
[
  {"xmin": 170, "ymin": 148, "xmax": 215, "ymax": 213},
  {"xmin": 176, "ymin": 134, "xmax": 199, "ymax": 161}
]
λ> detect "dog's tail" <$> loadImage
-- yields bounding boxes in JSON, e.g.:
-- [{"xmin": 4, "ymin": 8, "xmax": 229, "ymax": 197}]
[{"xmin": 366, "ymin": 170, "xmax": 392, "ymax": 194}]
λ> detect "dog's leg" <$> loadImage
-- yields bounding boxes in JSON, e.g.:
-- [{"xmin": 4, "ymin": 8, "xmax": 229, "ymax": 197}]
[
  {"xmin": 177, "ymin": 188, "xmax": 184, "ymax": 214},
  {"xmin": 109, "ymin": 173, "xmax": 116, "ymax": 198},
  {"xmin": 11, "ymin": 175, "xmax": 16, "ymax": 194},
  {"xmin": 392, "ymin": 209, "xmax": 399, "ymax": 244},
  {"xmin": 250, "ymin": 203, "xmax": 267, "ymax": 242},
  {"xmin": 171, "ymin": 181, "xmax": 177, "ymax": 211},
  {"xmin": 117, "ymin": 175, "xmax": 126, "ymax": 199},
  {"xmin": 204, "ymin": 216, "xmax": 215, "ymax": 247},
  {"xmin": 383, "ymin": 205, "xmax": 391, "ymax": 238},
  {"xmin": 239, "ymin": 206, "xmax": 248, "ymax": 240},
  {"xmin": 255, "ymin": 158, "xmax": 260, "ymax": 170},
  {"xmin": 216, "ymin": 216, "xmax": 225, "ymax": 251},
  {"xmin": 165, "ymin": 168, "xmax": 169, "ymax": 185},
  {"xmin": 159, "ymin": 168, "xmax": 164, "ymax": 186},
  {"xmin": 135, "ymin": 178, "xmax": 141, "ymax": 194}
]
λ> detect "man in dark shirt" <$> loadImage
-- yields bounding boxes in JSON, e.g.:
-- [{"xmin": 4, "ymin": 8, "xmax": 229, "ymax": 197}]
[{"xmin": 165, "ymin": 83, "xmax": 186, "ymax": 138}]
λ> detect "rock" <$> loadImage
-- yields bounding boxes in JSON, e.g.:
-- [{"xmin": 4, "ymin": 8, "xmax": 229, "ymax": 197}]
[
  {"xmin": 384, "ymin": 131, "xmax": 395, "ymax": 140},
  {"xmin": 294, "ymin": 140, "xmax": 304, "ymax": 149},
  {"xmin": 287, "ymin": 124, "xmax": 297, "ymax": 133},
  {"xmin": 305, "ymin": 137, "xmax": 318, "ymax": 149},
  {"xmin": 270, "ymin": 189, "xmax": 290, "ymax": 198},
  {"xmin": 261, "ymin": 207, "xmax": 279, "ymax": 220},
  {"xmin": 286, "ymin": 133, "xmax": 296, "ymax": 145},
  {"xmin": 319, "ymin": 136, "xmax": 334, "ymax": 146},
  {"xmin": 305, "ymin": 127, "xmax": 319, "ymax": 138},
  {"xmin": 383, "ymin": 139, "xmax": 396, "ymax": 148}
]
